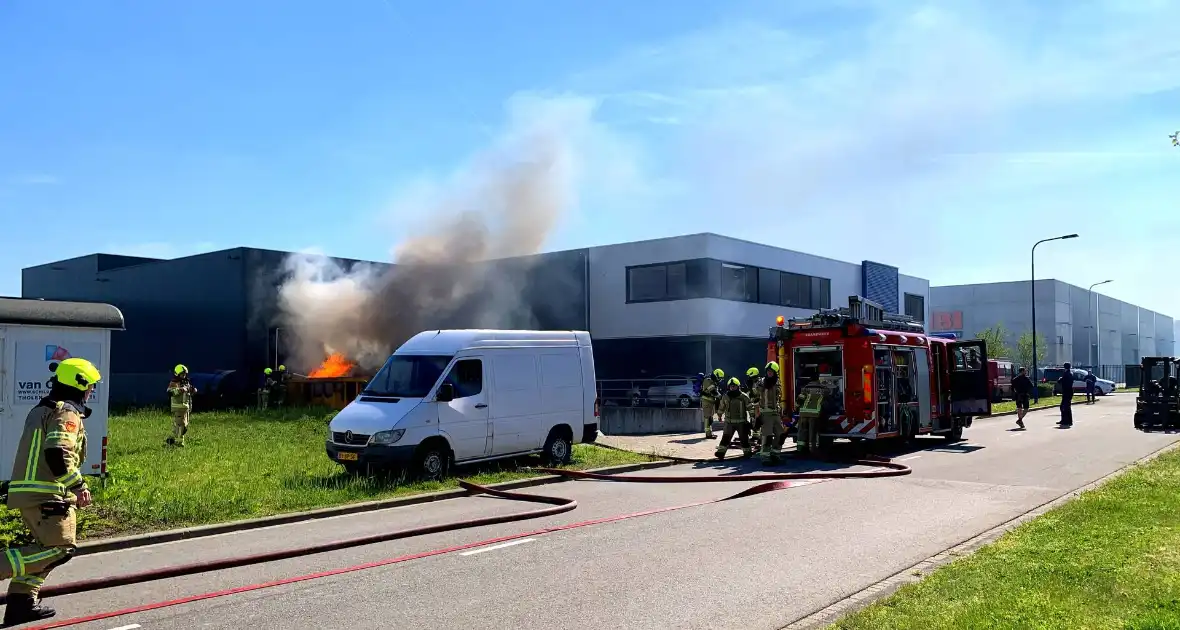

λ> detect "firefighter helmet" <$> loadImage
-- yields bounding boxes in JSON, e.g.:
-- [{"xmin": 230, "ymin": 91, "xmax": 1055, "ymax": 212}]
[
  {"xmin": 713, "ymin": 368, "xmax": 725, "ymax": 380},
  {"xmin": 728, "ymin": 377, "xmax": 741, "ymax": 387},
  {"xmin": 765, "ymin": 361, "xmax": 779, "ymax": 373},
  {"xmin": 746, "ymin": 367, "xmax": 759, "ymax": 378},
  {"xmin": 53, "ymin": 358, "xmax": 102, "ymax": 392},
  {"xmin": 174, "ymin": 364, "xmax": 188, "ymax": 376}
]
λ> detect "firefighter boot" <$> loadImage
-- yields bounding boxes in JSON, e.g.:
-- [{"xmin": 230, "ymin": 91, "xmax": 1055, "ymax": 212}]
[{"xmin": 3, "ymin": 593, "xmax": 56, "ymax": 626}]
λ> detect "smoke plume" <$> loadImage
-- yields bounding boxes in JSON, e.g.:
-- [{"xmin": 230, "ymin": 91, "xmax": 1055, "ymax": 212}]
[{"xmin": 277, "ymin": 95, "xmax": 588, "ymax": 372}]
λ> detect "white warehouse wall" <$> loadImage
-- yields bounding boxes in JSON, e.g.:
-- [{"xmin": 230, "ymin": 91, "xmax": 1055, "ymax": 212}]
[
  {"xmin": 587, "ymin": 233, "xmax": 928, "ymax": 340},
  {"xmin": 931, "ymin": 279, "xmax": 1173, "ymax": 368},
  {"xmin": 1153, "ymin": 311, "xmax": 1173, "ymax": 358}
]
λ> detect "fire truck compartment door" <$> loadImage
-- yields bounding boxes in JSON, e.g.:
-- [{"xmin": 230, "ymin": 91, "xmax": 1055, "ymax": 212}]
[
  {"xmin": 948, "ymin": 340, "xmax": 992, "ymax": 416},
  {"xmin": 913, "ymin": 348, "xmax": 933, "ymax": 428}
]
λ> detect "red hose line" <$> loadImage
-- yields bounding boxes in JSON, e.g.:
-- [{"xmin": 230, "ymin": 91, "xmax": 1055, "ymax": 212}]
[
  {"xmin": 535, "ymin": 456, "xmax": 912, "ymax": 482},
  {"xmin": 17, "ymin": 457, "xmax": 911, "ymax": 629},
  {"xmin": 0, "ymin": 480, "xmax": 574, "ymax": 606}
]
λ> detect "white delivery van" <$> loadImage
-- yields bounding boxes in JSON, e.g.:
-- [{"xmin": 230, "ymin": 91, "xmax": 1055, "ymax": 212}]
[
  {"xmin": 0, "ymin": 297, "xmax": 125, "ymax": 482},
  {"xmin": 326, "ymin": 329, "xmax": 599, "ymax": 478}
]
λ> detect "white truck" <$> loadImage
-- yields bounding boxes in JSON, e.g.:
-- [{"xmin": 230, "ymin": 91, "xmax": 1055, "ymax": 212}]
[
  {"xmin": 326, "ymin": 329, "xmax": 599, "ymax": 478},
  {"xmin": 0, "ymin": 297, "xmax": 124, "ymax": 481}
]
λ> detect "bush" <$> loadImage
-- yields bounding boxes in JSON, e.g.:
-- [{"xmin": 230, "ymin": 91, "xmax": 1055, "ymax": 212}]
[{"xmin": 1037, "ymin": 382, "xmax": 1056, "ymax": 398}]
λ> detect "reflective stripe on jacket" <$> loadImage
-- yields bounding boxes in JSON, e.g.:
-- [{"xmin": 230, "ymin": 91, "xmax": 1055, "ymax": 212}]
[{"xmin": 7, "ymin": 400, "xmax": 87, "ymax": 509}]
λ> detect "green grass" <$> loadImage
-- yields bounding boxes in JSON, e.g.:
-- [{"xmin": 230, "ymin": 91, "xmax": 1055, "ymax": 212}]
[
  {"xmin": 830, "ymin": 447, "xmax": 1180, "ymax": 630},
  {"xmin": 0, "ymin": 407, "xmax": 653, "ymax": 546}
]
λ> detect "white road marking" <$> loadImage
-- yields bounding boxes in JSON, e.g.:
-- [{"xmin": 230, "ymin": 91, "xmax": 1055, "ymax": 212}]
[
  {"xmin": 898, "ymin": 455, "xmax": 922, "ymax": 462},
  {"xmin": 460, "ymin": 538, "xmax": 536, "ymax": 556},
  {"xmin": 106, "ymin": 624, "xmax": 142, "ymax": 630}
]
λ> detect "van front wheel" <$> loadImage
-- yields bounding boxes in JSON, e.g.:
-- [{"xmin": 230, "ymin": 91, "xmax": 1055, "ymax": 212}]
[
  {"xmin": 542, "ymin": 429, "xmax": 573, "ymax": 465},
  {"xmin": 413, "ymin": 442, "xmax": 451, "ymax": 481}
]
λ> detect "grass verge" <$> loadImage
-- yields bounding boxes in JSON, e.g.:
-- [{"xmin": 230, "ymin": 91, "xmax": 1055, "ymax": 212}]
[
  {"xmin": 989, "ymin": 398, "xmax": 1058, "ymax": 414},
  {"xmin": 830, "ymin": 446, "xmax": 1180, "ymax": 630},
  {"xmin": 0, "ymin": 407, "xmax": 654, "ymax": 546}
]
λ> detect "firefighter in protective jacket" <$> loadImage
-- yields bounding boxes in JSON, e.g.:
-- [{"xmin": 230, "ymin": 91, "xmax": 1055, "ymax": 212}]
[
  {"xmin": 746, "ymin": 367, "xmax": 763, "ymax": 439},
  {"xmin": 715, "ymin": 378, "xmax": 754, "ymax": 459},
  {"xmin": 758, "ymin": 362, "xmax": 784, "ymax": 464},
  {"xmin": 699, "ymin": 369, "xmax": 722, "ymax": 440},
  {"xmin": 0, "ymin": 357, "xmax": 100, "ymax": 625},
  {"xmin": 166, "ymin": 364, "xmax": 197, "ymax": 447},
  {"xmin": 796, "ymin": 375, "xmax": 829, "ymax": 456},
  {"xmin": 258, "ymin": 367, "xmax": 275, "ymax": 409}
]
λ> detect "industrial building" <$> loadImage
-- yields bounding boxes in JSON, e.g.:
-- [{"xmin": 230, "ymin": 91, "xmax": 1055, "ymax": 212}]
[
  {"xmin": 930, "ymin": 280, "xmax": 1174, "ymax": 377},
  {"xmin": 21, "ymin": 233, "xmax": 930, "ymax": 405}
]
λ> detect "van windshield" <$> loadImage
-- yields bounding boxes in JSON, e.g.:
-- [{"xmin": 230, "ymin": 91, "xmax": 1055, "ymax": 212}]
[{"xmin": 363, "ymin": 354, "xmax": 452, "ymax": 398}]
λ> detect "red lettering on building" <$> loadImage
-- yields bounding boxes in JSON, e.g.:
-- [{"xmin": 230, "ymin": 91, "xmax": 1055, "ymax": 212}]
[{"xmin": 932, "ymin": 311, "xmax": 962, "ymax": 332}]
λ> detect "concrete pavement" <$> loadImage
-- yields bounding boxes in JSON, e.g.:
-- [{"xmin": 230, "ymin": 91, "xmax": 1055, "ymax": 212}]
[{"xmin": 18, "ymin": 395, "xmax": 1177, "ymax": 630}]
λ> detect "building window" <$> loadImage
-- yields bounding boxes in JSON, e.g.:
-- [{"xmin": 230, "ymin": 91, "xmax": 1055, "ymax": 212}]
[
  {"xmin": 666, "ymin": 262, "xmax": 687, "ymax": 299},
  {"xmin": 811, "ymin": 276, "xmax": 831, "ymax": 310},
  {"xmin": 758, "ymin": 268, "xmax": 781, "ymax": 305},
  {"xmin": 782, "ymin": 272, "xmax": 812, "ymax": 308},
  {"xmin": 627, "ymin": 265, "xmax": 668, "ymax": 301},
  {"xmin": 686, "ymin": 258, "xmax": 720, "ymax": 298},
  {"xmin": 721, "ymin": 263, "xmax": 757, "ymax": 302},
  {"xmin": 904, "ymin": 293, "xmax": 925, "ymax": 322},
  {"xmin": 626, "ymin": 258, "xmax": 833, "ymax": 309}
]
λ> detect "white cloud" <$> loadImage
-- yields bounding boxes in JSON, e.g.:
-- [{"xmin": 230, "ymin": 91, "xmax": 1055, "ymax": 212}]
[
  {"xmin": 355, "ymin": 0, "xmax": 1178, "ymax": 315},
  {"xmin": 464, "ymin": 0, "xmax": 1180, "ymax": 315}
]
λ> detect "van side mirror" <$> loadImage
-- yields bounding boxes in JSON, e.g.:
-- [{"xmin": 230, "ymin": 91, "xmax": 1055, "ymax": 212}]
[{"xmin": 436, "ymin": 383, "xmax": 455, "ymax": 403}]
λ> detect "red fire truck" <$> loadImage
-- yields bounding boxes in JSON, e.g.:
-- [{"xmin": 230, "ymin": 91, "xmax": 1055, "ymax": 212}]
[{"xmin": 767, "ymin": 295, "xmax": 992, "ymax": 445}]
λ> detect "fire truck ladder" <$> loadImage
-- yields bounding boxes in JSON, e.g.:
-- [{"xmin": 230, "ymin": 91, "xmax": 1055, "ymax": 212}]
[{"xmin": 773, "ymin": 295, "xmax": 926, "ymax": 338}]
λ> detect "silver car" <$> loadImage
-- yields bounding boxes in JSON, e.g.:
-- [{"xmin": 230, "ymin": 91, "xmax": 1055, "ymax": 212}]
[{"xmin": 642, "ymin": 375, "xmax": 701, "ymax": 408}]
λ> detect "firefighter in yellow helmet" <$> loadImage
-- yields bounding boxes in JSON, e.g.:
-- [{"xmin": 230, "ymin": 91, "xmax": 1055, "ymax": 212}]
[
  {"xmin": 166, "ymin": 364, "xmax": 197, "ymax": 447},
  {"xmin": 758, "ymin": 361, "xmax": 784, "ymax": 464},
  {"xmin": 714, "ymin": 377, "xmax": 753, "ymax": 459},
  {"xmin": 272, "ymin": 364, "xmax": 289, "ymax": 407},
  {"xmin": 699, "ymin": 368, "xmax": 724, "ymax": 439},
  {"xmin": 795, "ymin": 370, "xmax": 831, "ymax": 456},
  {"xmin": 746, "ymin": 366, "xmax": 763, "ymax": 441},
  {"xmin": 0, "ymin": 357, "xmax": 100, "ymax": 624},
  {"xmin": 258, "ymin": 367, "xmax": 275, "ymax": 409}
]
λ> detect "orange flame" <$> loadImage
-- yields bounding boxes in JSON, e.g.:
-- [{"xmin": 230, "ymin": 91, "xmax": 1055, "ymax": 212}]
[{"xmin": 308, "ymin": 353, "xmax": 356, "ymax": 379}]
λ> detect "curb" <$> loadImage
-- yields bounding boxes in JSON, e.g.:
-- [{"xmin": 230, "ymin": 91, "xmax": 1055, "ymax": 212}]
[
  {"xmin": 76, "ymin": 459, "xmax": 683, "ymax": 556},
  {"xmin": 780, "ymin": 439, "xmax": 1180, "ymax": 630}
]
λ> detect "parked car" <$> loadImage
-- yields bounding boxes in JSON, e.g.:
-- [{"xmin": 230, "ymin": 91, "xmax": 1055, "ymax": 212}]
[
  {"xmin": 642, "ymin": 375, "xmax": 701, "ymax": 408},
  {"xmin": 1050, "ymin": 368, "xmax": 1116, "ymax": 396}
]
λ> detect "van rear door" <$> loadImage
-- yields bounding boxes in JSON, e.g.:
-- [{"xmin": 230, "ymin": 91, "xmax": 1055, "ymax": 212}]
[{"xmin": 949, "ymin": 340, "xmax": 992, "ymax": 415}]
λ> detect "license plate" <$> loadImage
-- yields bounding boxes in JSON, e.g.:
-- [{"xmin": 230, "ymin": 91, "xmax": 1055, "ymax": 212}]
[{"xmin": 337, "ymin": 451, "xmax": 358, "ymax": 462}]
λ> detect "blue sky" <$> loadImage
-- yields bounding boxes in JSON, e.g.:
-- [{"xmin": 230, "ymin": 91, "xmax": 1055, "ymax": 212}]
[{"xmin": 2, "ymin": 0, "xmax": 1177, "ymax": 330}]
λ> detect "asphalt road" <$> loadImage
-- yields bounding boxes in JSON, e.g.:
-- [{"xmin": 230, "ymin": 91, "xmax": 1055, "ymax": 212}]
[{"xmin": 21, "ymin": 395, "xmax": 1179, "ymax": 630}]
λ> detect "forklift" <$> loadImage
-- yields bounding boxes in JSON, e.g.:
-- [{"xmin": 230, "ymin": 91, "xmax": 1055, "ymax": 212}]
[{"xmin": 1134, "ymin": 356, "xmax": 1179, "ymax": 431}]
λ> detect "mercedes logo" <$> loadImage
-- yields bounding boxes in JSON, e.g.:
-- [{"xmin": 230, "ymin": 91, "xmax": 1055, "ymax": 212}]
[{"xmin": 345, "ymin": 430, "xmax": 354, "ymax": 444}]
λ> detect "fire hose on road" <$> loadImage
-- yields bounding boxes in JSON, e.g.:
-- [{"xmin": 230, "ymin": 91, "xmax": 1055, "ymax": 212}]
[{"xmin": 13, "ymin": 456, "xmax": 911, "ymax": 629}]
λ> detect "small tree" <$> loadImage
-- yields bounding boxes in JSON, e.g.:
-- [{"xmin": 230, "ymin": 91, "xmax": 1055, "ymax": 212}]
[
  {"xmin": 975, "ymin": 324, "xmax": 1013, "ymax": 360},
  {"xmin": 1015, "ymin": 332, "xmax": 1049, "ymax": 372}
]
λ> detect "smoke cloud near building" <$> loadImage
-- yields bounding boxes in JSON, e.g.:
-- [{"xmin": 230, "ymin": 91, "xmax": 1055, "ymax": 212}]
[{"xmin": 275, "ymin": 96, "xmax": 588, "ymax": 373}]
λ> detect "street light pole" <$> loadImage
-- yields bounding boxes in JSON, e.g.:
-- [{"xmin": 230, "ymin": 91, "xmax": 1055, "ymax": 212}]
[
  {"xmin": 1031, "ymin": 233, "xmax": 1079, "ymax": 403},
  {"xmin": 1088, "ymin": 280, "xmax": 1112, "ymax": 373}
]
